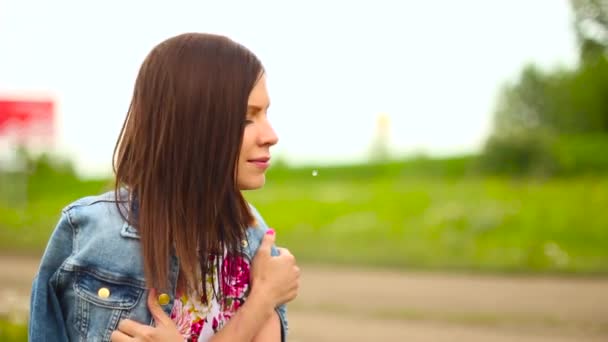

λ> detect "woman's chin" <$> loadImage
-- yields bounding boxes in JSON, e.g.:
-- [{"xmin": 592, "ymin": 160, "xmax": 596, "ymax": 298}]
[{"xmin": 238, "ymin": 176, "xmax": 266, "ymax": 191}]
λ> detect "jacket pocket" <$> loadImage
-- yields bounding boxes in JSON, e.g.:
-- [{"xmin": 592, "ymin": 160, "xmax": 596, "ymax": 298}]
[{"xmin": 73, "ymin": 269, "xmax": 145, "ymax": 341}]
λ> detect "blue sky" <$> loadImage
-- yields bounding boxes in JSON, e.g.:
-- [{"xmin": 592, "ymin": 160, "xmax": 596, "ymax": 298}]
[{"xmin": 0, "ymin": 0, "xmax": 578, "ymax": 177}]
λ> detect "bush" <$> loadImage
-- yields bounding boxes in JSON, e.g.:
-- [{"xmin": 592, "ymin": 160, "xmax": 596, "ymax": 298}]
[
  {"xmin": 479, "ymin": 133, "xmax": 608, "ymax": 177},
  {"xmin": 551, "ymin": 134, "xmax": 608, "ymax": 175}
]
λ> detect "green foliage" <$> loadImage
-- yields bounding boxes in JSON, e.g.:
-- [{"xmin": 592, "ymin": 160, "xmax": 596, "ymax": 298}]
[
  {"xmin": 0, "ymin": 318, "xmax": 27, "ymax": 342},
  {"xmin": 570, "ymin": 0, "xmax": 608, "ymax": 60},
  {"xmin": 482, "ymin": 1, "xmax": 608, "ymax": 176},
  {"xmin": 551, "ymin": 134, "xmax": 608, "ymax": 174},
  {"xmin": 482, "ymin": 57, "xmax": 608, "ymax": 175},
  {"xmin": 245, "ymin": 175, "xmax": 608, "ymax": 274},
  {"xmin": 480, "ymin": 133, "xmax": 608, "ymax": 176},
  {"xmin": 268, "ymin": 155, "xmax": 477, "ymax": 181},
  {"xmin": 3, "ymin": 157, "xmax": 606, "ymax": 275},
  {"xmin": 0, "ymin": 153, "xmax": 111, "ymax": 254},
  {"xmin": 479, "ymin": 133, "xmax": 555, "ymax": 176}
]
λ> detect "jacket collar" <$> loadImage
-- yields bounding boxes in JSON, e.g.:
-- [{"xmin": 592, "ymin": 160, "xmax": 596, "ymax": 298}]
[
  {"xmin": 120, "ymin": 189, "xmax": 141, "ymax": 239},
  {"xmin": 120, "ymin": 222, "xmax": 141, "ymax": 239}
]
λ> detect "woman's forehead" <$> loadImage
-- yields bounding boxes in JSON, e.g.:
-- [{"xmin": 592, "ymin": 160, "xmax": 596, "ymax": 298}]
[{"xmin": 248, "ymin": 74, "xmax": 270, "ymax": 108}]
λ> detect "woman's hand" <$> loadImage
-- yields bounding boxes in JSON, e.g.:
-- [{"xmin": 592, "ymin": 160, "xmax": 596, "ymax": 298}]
[
  {"xmin": 250, "ymin": 228, "xmax": 300, "ymax": 307},
  {"xmin": 209, "ymin": 229, "xmax": 297, "ymax": 341},
  {"xmin": 110, "ymin": 289, "xmax": 183, "ymax": 341}
]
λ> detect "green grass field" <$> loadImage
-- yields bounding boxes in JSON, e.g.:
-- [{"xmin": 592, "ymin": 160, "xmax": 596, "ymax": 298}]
[
  {"xmin": 248, "ymin": 175, "xmax": 608, "ymax": 274},
  {"xmin": 1, "ymin": 164, "xmax": 607, "ymax": 341},
  {"xmin": 0, "ymin": 318, "xmax": 27, "ymax": 342},
  {"xmin": 1, "ymin": 161, "xmax": 607, "ymax": 274}
]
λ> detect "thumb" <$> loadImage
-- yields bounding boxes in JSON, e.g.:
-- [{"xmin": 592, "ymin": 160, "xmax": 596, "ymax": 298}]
[
  {"xmin": 257, "ymin": 228, "xmax": 276, "ymax": 256},
  {"xmin": 147, "ymin": 288, "xmax": 171, "ymax": 326}
]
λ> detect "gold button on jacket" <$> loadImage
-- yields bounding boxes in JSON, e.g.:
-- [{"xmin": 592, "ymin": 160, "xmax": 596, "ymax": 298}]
[
  {"xmin": 97, "ymin": 287, "xmax": 110, "ymax": 299},
  {"xmin": 158, "ymin": 293, "xmax": 170, "ymax": 306}
]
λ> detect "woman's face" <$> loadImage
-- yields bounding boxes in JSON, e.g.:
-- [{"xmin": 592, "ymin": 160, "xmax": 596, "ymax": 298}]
[{"xmin": 237, "ymin": 74, "xmax": 278, "ymax": 190}]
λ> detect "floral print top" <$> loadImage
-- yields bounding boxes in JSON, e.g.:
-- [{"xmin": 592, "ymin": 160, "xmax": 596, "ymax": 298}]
[{"xmin": 170, "ymin": 254, "xmax": 251, "ymax": 341}]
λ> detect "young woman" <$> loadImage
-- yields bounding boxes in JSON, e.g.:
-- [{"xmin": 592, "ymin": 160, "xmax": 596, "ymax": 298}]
[{"xmin": 29, "ymin": 33, "xmax": 299, "ymax": 342}]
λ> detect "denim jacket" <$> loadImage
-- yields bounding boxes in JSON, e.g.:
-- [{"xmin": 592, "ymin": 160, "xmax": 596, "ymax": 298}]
[{"xmin": 29, "ymin": 190, "xmax": 288, "ymax": 341}]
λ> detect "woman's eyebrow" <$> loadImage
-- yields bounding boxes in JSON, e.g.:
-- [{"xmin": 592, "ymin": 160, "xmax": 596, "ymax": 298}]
[{"xmin": 247, "ymin": 102, "xmax": 270, "ymax": 112}]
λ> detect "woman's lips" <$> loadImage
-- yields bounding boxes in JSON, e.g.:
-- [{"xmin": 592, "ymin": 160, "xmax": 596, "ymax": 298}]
[{"xmin": 248, "ymin": 157, "xmax": 270, "ymax": 169}]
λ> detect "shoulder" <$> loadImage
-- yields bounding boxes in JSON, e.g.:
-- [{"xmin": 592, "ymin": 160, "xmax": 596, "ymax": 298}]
[
  {"xmin": 60, "ymin": 189, "xmax": 146, "ymax": 280},
  {"xmin": 62, "ymin": 189, "xmax": 128, "ymax": 228},
  {"xmin": 247, "ymin": 202, "xmax": 270, "ymax": 232},
  {"xmin": 59, "ymin": 189, "xmax": 139, "ymax": 255},
  {"xmin": 244, "ymin": 202, "xmax": 280, "ymax": 258},
  {"xmin": 63, "ymin": 188, "xmax": 126, "ymax": 213}
]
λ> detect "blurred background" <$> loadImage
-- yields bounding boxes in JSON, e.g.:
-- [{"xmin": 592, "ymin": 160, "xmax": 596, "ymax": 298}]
[{"xmin": 1, "ymin": 0, "xmax": 608, "ymax": 341}]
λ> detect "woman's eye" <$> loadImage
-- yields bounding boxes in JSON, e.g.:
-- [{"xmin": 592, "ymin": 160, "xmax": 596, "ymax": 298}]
[{"xmin": 244, "ymin": 119, "xmax": 254, "ymax": 125}]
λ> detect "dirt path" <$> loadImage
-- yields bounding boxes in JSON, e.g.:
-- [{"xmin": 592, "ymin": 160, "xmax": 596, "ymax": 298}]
[{"xmin": 2, "ymin": 256, "xmax": 607, "ymax": 341}]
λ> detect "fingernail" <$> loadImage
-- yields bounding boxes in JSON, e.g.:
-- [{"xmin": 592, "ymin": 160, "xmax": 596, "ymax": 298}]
[{"xmin": 266, "ymin": 228, "xmax": 275, "ymax": 235}]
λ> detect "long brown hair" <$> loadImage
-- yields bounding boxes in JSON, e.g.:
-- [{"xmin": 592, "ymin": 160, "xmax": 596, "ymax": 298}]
[{"xmin": 112, "ymin": 33, "xmax": 260, "ymax": 299}]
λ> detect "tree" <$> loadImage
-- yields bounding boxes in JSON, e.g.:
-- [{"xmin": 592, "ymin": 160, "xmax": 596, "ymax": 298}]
[
  {"xmin": 480, "ymin": 1, "xmax": 608, "ymax": 175},
  {"xmin": 571, "ymin": 0, "xmax": 608, "ymax": 61}
]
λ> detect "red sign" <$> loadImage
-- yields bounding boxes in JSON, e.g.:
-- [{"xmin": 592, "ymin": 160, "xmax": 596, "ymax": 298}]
[{"xmin": 0, "ymin": 99, "xmax": 54, "ymax": 140}]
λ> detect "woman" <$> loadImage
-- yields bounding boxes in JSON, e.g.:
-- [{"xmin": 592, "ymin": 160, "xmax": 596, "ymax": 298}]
[{"xmin": 29, "ymin": 33, "xmax": 299, "ymax": 341}]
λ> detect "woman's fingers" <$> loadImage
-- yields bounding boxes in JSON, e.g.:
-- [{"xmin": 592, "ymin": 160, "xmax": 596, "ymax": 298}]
[
  {"xmin": 147, "ymin": 289, "xmax": 172, "ymax": 327},
  {"xmin": 110, "ymin": 328, "xmax": 132, "ymax": 341}
]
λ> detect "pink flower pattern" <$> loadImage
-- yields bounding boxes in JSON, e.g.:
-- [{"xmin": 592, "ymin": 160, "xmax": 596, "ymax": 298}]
[
  {"xmin": 221, "ymin": 256, "xmax": 250, "ymax": 299},
  {"xmin": 169, "ymin": 298, "xmax": 192, "ymax": 340},
  {"xmin": 170, "ymin": 255, "xmax": 250, "ymax": 342}
]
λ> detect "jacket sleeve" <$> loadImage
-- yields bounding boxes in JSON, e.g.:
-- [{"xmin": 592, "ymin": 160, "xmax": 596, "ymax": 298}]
[
  {"xmin": 29, "ymin": 210, "xmax": 74, "ymax": 341},
  {"xmin": 248, "ymin": 204, "xmax": 289, "ymax": 342}
]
